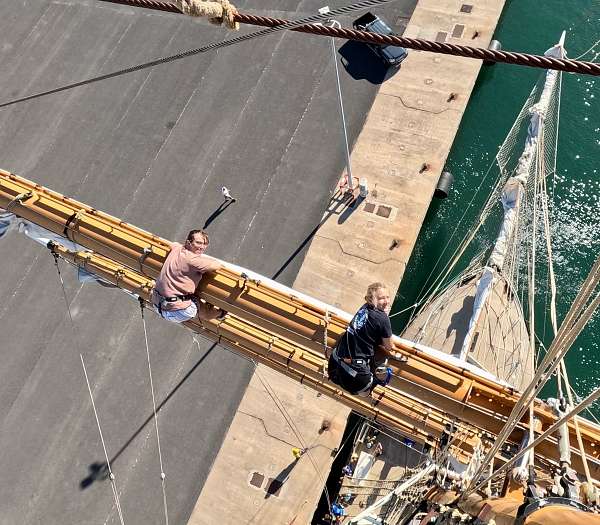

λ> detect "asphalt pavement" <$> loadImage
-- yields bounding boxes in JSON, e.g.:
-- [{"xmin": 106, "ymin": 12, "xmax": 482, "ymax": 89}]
[{"xmin": 0, "ymin": 0, "xmax": 415, "ymax": 523}]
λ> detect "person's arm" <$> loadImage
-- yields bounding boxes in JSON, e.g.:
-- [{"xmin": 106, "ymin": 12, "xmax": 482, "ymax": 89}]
[
  {"xmin": 379, "ymin": 314, "xmax": 407, "ymax": 361},
  {"xmin": 202, "ymin": 257, "xmax": 223, "ymax": 273},
  {"xmin": 194, "ymin": 254, "xmax": 222, "ymax": 273},
  {"xmin": 380, "ymin": 337, "xmax": 394, "ymax": 352}
]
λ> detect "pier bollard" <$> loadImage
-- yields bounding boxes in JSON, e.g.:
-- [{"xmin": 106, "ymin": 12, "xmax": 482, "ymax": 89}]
[{"xmin": 485, "ymin": 40, "xmax": 502, "ymax": 65}]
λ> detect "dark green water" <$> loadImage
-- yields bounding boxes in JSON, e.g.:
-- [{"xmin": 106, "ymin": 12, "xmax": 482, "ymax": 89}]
[{"xmin": 391, "ymin": 1, "xmax": 600, "ymax": 402}]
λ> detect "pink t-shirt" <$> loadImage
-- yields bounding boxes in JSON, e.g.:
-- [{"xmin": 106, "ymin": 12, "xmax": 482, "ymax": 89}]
[{"xmin": 154, "ymin": 242, "xmax": 215, "ymax": 311}]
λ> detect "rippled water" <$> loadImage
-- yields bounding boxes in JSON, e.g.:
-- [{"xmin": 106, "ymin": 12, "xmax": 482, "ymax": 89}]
[{"xmin": 391, "ymin": 1, "xmax": 600, "ymax": 403}]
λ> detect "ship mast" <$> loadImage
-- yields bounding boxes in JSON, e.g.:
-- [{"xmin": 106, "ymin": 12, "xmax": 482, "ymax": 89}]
[{"xmin": 459, "ymin": 32, "xmax": 566, "ymax": 360}]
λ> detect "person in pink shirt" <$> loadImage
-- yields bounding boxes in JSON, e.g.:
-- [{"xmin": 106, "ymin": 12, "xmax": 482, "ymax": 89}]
[{"xmin": 152, "ymin": 229, "xmax": 225, "ymax": 323}]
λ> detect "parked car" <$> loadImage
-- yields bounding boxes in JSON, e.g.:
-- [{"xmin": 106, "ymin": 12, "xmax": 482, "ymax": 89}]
[{"xmin": 352, "ymin": 12, "xmax": 408, "ymax": 67}]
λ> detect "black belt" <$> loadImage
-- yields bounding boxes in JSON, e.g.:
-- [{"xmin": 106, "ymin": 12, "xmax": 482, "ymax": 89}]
[
  {"xmin": 332, "ymin": 350, "xmax": 370, "ymax": 377},
  {"xmin": 161, "ymin": 294, "xmax": 194, "ymax": 302},
  {"xmin": 154, "ymin": 291, "xmax": 195, "ymax": 316}
]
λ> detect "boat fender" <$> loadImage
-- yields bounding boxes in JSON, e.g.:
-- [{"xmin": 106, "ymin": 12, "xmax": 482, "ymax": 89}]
[
  {"xmin": 485, "ymin": 40, "xmax": 502, "ymax": 65},
  {"xmin": 434, "ymin": 171, "xmax": 454, "ymax": 199}
]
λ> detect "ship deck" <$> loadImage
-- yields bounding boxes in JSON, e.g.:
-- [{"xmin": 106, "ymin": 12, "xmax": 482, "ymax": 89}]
[{"xmin": 402, "ymin": 270, "xmax": 534, "ymax": 391}]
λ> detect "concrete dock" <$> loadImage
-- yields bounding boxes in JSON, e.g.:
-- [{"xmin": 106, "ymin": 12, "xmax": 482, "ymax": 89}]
[
  {"xmin": 295, "ymin": 0, "xmax": 507, "ymax": 312},
  {"xmin": 0, "ymin": 0, "xmax": 505, "ymax": 524},
  {"xmin": 191, "ymin": 0, "xmax": 506, "ymax": 523}
]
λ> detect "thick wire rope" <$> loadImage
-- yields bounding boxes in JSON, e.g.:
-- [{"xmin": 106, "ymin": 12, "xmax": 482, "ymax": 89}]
[
  {"xmin": 51, "ymin": 254, "xmax": 126, "ymax": 525},
  {"xmin": 97, "ymin": 0, "xmax": 600, "ymax": 76},
  {"xmin": 139, "ymin": 301, "xmax": 170, "ymax": 525},
  {"xmin": 0, "ymin": 0, "xmax": 392, "ymax": 111}
]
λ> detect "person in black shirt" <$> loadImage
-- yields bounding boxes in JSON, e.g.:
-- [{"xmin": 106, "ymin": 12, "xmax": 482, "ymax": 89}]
[{"xmin": 328, "ymin": 282, "xmax": 404, "ymax": 396}]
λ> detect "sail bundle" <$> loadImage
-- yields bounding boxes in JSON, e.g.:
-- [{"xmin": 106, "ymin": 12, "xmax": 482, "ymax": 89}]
[{"xmin": 404, "ymin": 36, "xmax": 566, "ymax": 390}]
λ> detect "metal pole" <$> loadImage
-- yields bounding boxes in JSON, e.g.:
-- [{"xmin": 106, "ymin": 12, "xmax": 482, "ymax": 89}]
[{"xmin": 328, "ymin": 19, "xmax": 354, "ymax": 192}]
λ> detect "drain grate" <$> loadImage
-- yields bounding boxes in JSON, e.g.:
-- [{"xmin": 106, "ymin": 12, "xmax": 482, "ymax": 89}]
[
  {"xmin": 452, "ymin": 24, "xmax": 465, "ymax": 38},
  {"xmin": 376, "ymin": 205, "xmax": 392, "ymax": 218},
  {"xmin": 250, "ymin": 472, "xmax": 264, "ymax": 488},
  {"xmin": 435, "ymin": 31, "xmax": 447, "ymax": 43},
  {"xmin": 363, "ymin": 202, "xmax": 394, "ymax": 220}
]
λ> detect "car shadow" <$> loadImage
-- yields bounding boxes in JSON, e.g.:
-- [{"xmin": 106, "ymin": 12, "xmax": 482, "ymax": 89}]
[{"xmin": 339, "ymin": 41, "xmax": 400, "ymax": 84}]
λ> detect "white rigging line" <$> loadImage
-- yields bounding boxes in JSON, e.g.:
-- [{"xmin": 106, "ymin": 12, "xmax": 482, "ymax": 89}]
[
  {"xmin": 80, "ymin": 354, "xmax": 127, "ymax": 525},
  {"xmin": 139, "ymin": 301, "xmax": 170, "ymax": 525},
  {"xmin": 526, "ymin": 130, "xmax": 541, "ymax": 467},
  {"xmin": 539, "ymin": 163, "xmax": 593, "ymax": 483},
  {"xmin": 409, "ymin": 76, "xmax": 544, "ymax": 326},
  {"xmin": 573, "ymin": 38, "xmax": 600, "ymax": 60},
  {"xmin": 467, "ymin": 382, "xmax": 600, "ymax": 496},
  {"xmin": 189, "ymin": 333, "xmax": 335, "ymax": 510},
  {"xmin": 463, "ymin": 252, "xmax": 600, "ymax": 495},
  {"xmin": 253, "ymin": 366, "xmax": 333, "ymax": 509},
  {"xmin": 51, "ymin": 254, "xmax": 126, "ymax": 525},
  {"xmin": 413, "ymin": 197, "xmax": 489, "ymax": 312}
]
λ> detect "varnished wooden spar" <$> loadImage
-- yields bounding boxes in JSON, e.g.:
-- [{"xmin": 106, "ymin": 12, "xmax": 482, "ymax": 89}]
[
  {"xmin": 1, "ymin": 168, "xmax": 600, "ymax": 478},
  {"xmin": 44, "ymin": 242, "xmax": 482, "ymax": 461}
]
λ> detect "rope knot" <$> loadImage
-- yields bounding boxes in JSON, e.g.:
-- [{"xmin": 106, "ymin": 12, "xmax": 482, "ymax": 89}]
[{"xmin": 175, "ymin": 0, "xmax": 239, "ymax": 30}]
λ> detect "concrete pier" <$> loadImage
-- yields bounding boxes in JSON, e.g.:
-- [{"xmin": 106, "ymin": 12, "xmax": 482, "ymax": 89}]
[
  {"xmin": 0, "ymin": 0, "xmax": 505, "ymax": 523},
  {"xmin": 295, "ymin": 0, "xmax": 507, "ymax": 312},
  {"xmin": 190, "ymin": 0, "xmax": 506, "ymax": 523}
]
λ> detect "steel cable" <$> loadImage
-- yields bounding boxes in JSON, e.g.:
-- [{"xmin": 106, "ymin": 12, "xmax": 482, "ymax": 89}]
[
  {"xmin": 139, "ymin": 301, "xmax": 170, "ymax": 525},
  {"xmin": 51, "ymin": 254, "xmax": 126, "ymax": 525},
  {"xmin": 99, "ymin": 0, "xmax": 600, "ymax": 76},
  {"xmin": 0, "ymin": 0, "xmax": 392, "ymax": 110}
]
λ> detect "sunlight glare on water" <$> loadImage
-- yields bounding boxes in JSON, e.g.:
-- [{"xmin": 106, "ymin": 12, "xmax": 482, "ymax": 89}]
[{"xmin": 392, "ymin": 0, "xmax": 600, "ymax": 407}]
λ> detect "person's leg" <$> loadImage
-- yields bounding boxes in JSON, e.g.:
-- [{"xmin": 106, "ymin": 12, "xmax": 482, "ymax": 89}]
[{"xmin": 160, "ymin": 302, "xmax": 198, "ymax": 323}]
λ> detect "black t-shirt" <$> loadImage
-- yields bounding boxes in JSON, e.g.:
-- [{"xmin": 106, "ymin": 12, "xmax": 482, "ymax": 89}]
[{"xmin": 336, "ymin": 303, "xmax": 392, "ymax": 360}]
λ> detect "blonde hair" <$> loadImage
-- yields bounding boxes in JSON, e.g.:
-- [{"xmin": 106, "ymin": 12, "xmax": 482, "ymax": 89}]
[{"xmin": 365, "ymin": 282, "xmax": 387, "ymax": 305}]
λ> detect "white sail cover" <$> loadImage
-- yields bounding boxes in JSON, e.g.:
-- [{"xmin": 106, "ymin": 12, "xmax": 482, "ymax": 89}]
[
  {"xmin": 0, "ymin": 209, "xmax": 87, "ymax": 252},
  {"xmin": 459, "ymin": 36, "xmax": 565, "ymax": 360}
]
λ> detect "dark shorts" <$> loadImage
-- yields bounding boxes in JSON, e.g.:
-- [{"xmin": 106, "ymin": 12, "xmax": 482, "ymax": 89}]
[{"xmin": 328, "ymin": 353, "xmax": 373, "ymax": 395}]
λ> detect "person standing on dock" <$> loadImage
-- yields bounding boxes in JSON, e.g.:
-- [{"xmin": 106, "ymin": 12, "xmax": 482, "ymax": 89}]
[
  {"xmin": 328, "ymin": 282, "xmax": 404, "ymax": 396},
  {"xmin": 152, "ymin": 229, "xmax": 226, "ymax": 323}
]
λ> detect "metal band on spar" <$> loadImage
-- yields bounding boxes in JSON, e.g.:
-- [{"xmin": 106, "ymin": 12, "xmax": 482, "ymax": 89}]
[{"xmin": 98, "ymin": 0, "xmax": 600, "ymax": 76}]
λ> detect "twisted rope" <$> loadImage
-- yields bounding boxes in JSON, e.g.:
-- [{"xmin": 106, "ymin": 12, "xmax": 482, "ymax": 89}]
[{"xmin": 98, "ymin": 0, "xmax": 600, "ymax": 76}]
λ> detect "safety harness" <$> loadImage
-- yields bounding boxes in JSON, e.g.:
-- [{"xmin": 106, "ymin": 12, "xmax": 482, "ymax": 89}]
[{"xmin": 154, "ymin": 291, "xmax": 196, "ymax": 315}]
